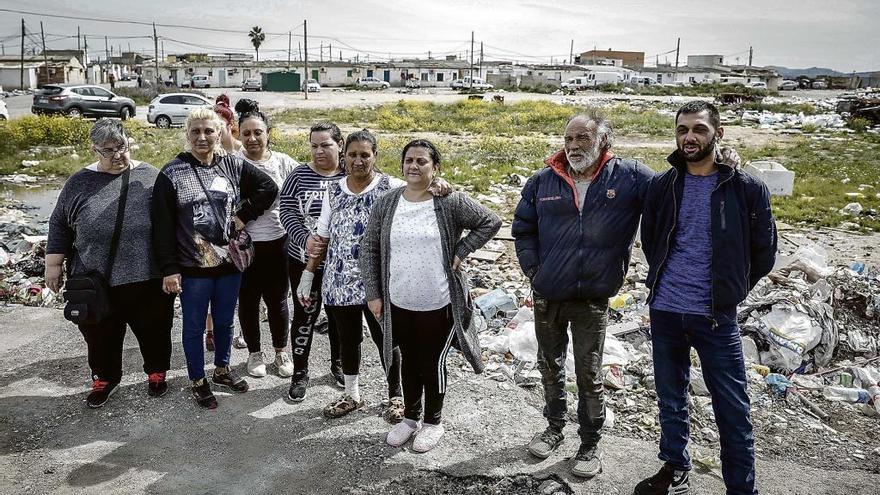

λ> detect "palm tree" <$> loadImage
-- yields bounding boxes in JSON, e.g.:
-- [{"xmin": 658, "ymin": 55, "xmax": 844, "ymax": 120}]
[{"xmin": 249, "ymin": 26, "xmax": 265, "ymax": 62}]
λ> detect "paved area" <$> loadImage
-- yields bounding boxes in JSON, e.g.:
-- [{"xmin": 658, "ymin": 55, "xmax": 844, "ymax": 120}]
[{"xmin": 0, "ymin": 306, "xmax": 877, "ymax": 494}]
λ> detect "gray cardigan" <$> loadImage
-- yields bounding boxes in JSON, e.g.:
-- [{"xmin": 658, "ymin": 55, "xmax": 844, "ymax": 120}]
[{"xmin": 360, "ymin": 188, "xmax": 502, "ymax": 374}]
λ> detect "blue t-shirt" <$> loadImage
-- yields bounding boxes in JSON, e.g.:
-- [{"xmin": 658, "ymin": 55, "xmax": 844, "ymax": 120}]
[{"xmin": 651, "ymin": 172, "xmax": 717, "ymax": 316}]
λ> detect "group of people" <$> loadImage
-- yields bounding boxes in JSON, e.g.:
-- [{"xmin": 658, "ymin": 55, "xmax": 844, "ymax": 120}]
[
  {"xmin": 46, "ymin": 94, "xmax": 775, "ymax": 491},
  {"xmin": 512, "ymin": 101, "xmax": 775, "ymax": 494},
  {"xmin": 46, "ymin": 94, "xmax": 500, "ymax": 454}
]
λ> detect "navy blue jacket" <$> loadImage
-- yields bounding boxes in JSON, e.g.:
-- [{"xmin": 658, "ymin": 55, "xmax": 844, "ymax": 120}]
[
  {"xmin": 641, "ymin": 151, "xmax": 777, "ymax": 313},
  {"xmin": 513, "ymin": 150, "xmax": 655, "ymax": 301}
]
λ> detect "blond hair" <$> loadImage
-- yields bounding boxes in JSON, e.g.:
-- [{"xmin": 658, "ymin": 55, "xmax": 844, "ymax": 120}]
[{"xmin": 184, "ymin": 107, "xmax": 224, "ymax": 153}]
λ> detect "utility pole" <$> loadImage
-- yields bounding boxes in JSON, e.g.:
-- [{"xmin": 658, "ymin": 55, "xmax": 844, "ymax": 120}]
[
  {"xmin": 297, "ymin": 42, "xmax": 301, "ymax": 62},
  {"xmin": 675, "ymin": 37, "xmax": 680, "ymax": 68},
  {"xmin": 303, "ymin": 19, "xmax": 308, "ymax": 100},
  {"xmin": 153, "ymin": 22, "xmax": 159, "ymax": 86},
  {"xmin": 84, "ymin": 35, "xmax": 89, "ymax": 83},
  {"xmin": 161, "ymin": 41, "xmax": 164, "ymax": 60},
  {"xmin": 40, "ymin": 22, "xmax": 48, "ymax": 86},
  {"xmin": 77, "ymin": 27, "xmax": 80, "ymax": 52},
  {"xmin": 320, "ymin": 42, "xmax": 323, "ymax": 62},
  {"xmin": 287, "ymin": 31, "xmax": 291, "ymax": 71},
  {"xmin": 748, "ymin": 46, "xmax": 753, "ymax": 66},
  {"xmin": 469, "ymin": 31, "xmax": 474, "ymax": 89},
  {"xmin": 104, "ymin": 36, "xmax": 109, "ymax": 63},
  {"xmin": 329, "ymin": 43, "xmax": 332, "ymax": 61},
  {"xmin": 479, "ymin": 42, "xmax": 483, "ymax": 78},
  {"xmin": 20, "ymin": 19, "xmax": 25, "ymax": 90},
  {"xmin": 569, "ymin": 39, "xmax": 574, "ymax": 65}
]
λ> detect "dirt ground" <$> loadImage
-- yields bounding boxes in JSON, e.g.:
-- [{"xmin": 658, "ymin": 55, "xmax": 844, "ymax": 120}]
[{"xmin": 1, "ymin": 304, "xmax": 878, "ymax": 495}]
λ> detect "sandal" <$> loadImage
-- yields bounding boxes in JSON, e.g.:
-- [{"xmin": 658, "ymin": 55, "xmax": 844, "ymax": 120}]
[
  {"xmin": 323, "ymin": 395, "xmax": 364, "ymax": 419},
  {"xmin": 384, "ymin": 396, "xmax": 405, "ymax": 424}
]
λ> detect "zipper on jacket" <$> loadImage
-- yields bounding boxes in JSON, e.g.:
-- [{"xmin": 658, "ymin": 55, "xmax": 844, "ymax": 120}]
[
  {"xmin": 649, "ymin": 168, "xmax": 678, "ymax": 301},
  {"xmin": 720, "ymin": 200, "xmax": 727, "ymax": 231},
  {"xmin": 708, "ymin": 172, "xmax": 735, "ymax": 316}
]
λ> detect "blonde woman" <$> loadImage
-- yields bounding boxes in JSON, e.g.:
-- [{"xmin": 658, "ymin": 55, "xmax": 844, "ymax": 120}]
[{"xmin": 151, "ymin": 107, "xmax": 277, "ymax": 409}]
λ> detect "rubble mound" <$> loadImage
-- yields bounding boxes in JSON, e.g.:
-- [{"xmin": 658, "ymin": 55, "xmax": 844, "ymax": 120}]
[{"xmin": 374, "ymin": 471, "xmax": 573, "ymax": 495}]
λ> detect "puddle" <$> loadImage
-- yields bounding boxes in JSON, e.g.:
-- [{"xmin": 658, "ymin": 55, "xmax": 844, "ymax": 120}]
[{"xmin": 0, "ymin": 181, "xmax": 62, "ymax": 221}]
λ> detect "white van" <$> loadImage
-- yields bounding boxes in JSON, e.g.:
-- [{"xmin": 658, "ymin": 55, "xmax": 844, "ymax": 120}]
[{"xmin": 562, "ymin": 72, "xmax": 623, "ymax": 90}]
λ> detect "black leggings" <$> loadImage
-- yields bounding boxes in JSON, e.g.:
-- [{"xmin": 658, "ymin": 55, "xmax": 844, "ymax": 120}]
[
  {"xmin": 327, "ymin": 304, "xmax": 402, "ymax": 398},
  {"xmin": 239, "ymin": 236, "xmax": 291, "ymax": 353},
  {"xmin": 288, "ymin": 257, "xmax": 340, "ymax": 372},
  {"xmin": 391, "ymin": 304, "xmax": 454, "ymax": 425},
  {"xmin": 78, "ymin": 279, "xmax": 174, "ymax": 382}
]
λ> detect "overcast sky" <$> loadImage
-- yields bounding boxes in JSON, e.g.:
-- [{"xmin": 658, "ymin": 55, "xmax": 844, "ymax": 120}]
[{"xmin": 1, "ymin": 0, "xmax": 877, "ymax": 72}]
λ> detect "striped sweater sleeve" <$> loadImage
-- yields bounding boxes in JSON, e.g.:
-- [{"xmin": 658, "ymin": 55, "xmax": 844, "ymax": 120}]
[{"xmin": 279, "ymin": 168, "xmax": 310, "ymax": 251}]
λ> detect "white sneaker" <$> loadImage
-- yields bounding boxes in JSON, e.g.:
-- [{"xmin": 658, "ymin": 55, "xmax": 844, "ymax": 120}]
[
  {"xmin": 386, "ymin": 418, "xmax": 420, "ymax": 447},
  {"xmin": 246, "ymin": 351, "xmax": 267, "ymax": 377},
  {"xmin": 274, "ymin": 352, "xmax": 294, "ymax": 378},
  {"xmin": 412, "ymin": 423, "xmax": 444, "ymax": 453}
]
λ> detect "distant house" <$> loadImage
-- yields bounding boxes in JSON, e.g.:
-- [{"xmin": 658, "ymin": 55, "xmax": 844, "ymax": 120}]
[
  {"xmin": 638, "ymin": 65, "xmax": 726, "ymax": 85},
  {"xmin": 577, "ymin": 50, "xmax": 645, "ymax": 69},
  {"xmin": 0, "ymin": 55, "xmax": 85, "ymax": 89}
]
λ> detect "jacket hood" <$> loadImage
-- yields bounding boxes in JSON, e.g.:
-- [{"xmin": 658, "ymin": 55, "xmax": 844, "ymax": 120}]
[{"xmin": 545, "ymin": 149, "xmax": 615, "ymax": 186}]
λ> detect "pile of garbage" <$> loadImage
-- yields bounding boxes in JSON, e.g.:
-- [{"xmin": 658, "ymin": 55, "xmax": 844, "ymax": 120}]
[
  {"xmin": 739, "ymin": 110, "xmax": 848, "ymax": 130},
  {"xmin": 0, "ymin": 206, "xmax": 54, "ymax": 307},
  {"xmin": 456, "ymin": 227, "xmax": 880, "ymax": 470}
]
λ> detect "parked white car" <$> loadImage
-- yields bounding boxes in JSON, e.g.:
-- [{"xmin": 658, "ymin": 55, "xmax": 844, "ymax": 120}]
[
  {"xmin": 241, "ymin": 77, "xmax": 262, "ymax": 91},
  {"xmin": 302, "ymin": 79, "xmax": 321, "ymax": 92},
  {"xmin": 182, "ymin": 75, "xmax": 211, "ymax": 89},
  {"xmin": 0, "ymin": 99, "xmax": 8, "ymax": 120},
  {"xmin": 452, "ymin": 77, "xmax": 493, "ymax": 90},
  {"xmin": 147, "ymin": 93, "xmax": 214, "ymax": 128},
  {"xmin": 779, "ymin": 80, "xmax": 799, "ymax": 91},
  {"xmin": 356, "ymin": 77, "xmax": 390, "ymax": 89},
  {"xmin": 747, "ymin": 81, "xmax": 768, "ymax": 89},
  {"xmin": 811, "ymin": 80, "xmax": 828, "ymax": 89}
]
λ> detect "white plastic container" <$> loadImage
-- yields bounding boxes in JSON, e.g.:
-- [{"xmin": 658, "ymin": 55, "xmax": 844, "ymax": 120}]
[{"xmin": 744, "ymin": 161, "xmax": 795, "ymax": 196}]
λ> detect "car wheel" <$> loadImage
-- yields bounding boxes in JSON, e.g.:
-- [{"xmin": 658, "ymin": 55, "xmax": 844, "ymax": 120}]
[
  {"xmin": 66, "ymin": 107, "xmax": 83, "ymax": 118},
  {"xmin": 156, "ymin": 115, "xmax": 172, "ymax": 128},
  {"xmin": 120, "ymin": 107, "xmax": 131, "ymax": 120}
]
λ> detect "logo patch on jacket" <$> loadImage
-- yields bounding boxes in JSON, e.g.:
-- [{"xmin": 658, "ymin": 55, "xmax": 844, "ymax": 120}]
[
  {"xmin": 606, "ymin": 189, "xmax": 616, "ymax": 199},
  {"xmin": 539, "ymin": 195, "xmax": 562, "ymax": 202}
]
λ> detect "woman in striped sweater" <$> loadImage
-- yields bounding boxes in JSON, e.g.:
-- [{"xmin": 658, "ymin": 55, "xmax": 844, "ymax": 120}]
[{"xmin": 278, "ymin": 122, "xmax": 346, "ymax": 401}]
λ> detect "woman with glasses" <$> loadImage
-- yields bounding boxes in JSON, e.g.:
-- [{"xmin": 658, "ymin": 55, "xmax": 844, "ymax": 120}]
[{"xmin": 46, "ymin": 118, "xmax": 175, "ymax": 408}]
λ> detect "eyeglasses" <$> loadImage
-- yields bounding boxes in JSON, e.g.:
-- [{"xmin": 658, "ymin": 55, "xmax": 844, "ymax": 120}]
[{"xmin": 94, "ymin": 144, "xmax": 129, "ymax": 158}]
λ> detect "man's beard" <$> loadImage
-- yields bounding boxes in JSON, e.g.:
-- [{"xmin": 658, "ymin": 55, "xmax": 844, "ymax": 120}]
[
  {"xmin": 566, "ymin": 143, "xmax": 602, "ymax": 174},
  {"xmin": 678, "ymin": 134, "xmax": 716, "ymax": 162}
]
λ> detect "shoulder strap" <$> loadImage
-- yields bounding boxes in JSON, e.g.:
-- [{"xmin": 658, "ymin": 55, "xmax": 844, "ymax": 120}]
[{"xmin": 105, "ymin": 166, "xmax": 131, "ymax": 281}]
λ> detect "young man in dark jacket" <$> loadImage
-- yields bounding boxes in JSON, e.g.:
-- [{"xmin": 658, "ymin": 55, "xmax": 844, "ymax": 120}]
[
  {"xmin": 634, "ymin": 101, "xmax": 776, "ymax": 495},
  {"xmin": 512, "ymin": 112, "xmax": 655, "ymax": 478}
]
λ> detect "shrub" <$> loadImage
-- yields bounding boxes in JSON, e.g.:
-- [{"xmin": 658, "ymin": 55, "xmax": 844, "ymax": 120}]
[{"xmin": 848, "ymin": 117, "xmax": 870, "ymax": 133}]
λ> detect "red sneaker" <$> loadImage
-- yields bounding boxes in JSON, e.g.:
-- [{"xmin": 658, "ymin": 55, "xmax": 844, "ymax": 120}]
[{"xmin": 148, "ymin": 372, "xmax": 168, "ymax": 397}]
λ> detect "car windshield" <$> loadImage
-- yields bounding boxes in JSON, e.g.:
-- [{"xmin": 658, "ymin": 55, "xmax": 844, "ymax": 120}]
[{"xmin": 39, "ymin": 86, "xmax": 64, "ymax": 95}]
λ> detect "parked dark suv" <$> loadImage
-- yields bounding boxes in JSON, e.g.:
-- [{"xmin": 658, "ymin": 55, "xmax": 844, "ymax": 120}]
[{"xmin": 32, "ymin": 84, "xmax": 136, "ymax": 119}]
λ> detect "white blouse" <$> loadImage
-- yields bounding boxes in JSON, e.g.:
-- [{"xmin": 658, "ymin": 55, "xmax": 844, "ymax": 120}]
[{"xmin": 388, "ymin": 196, "xmax": 450, "ymax": 311}]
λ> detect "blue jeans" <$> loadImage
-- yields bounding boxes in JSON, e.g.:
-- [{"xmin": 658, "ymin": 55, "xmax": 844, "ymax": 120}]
[
  {"xmin": 650, "ymin": 308, "xmax": 756, "ymax": 495},
  {"xmin": 534, "ymin": 296, "xmax": 607, "ymax": 446},
  {"xmin": 181, "ymin": 273, "xmax": 242, "ymax": 381}
]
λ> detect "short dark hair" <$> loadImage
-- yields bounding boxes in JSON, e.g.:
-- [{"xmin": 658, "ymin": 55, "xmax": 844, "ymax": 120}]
[
  {"xmin": 676, "ymin": 100, "xmax": 721, "ymax": 130},
  {"xmin": 310, "ymin": 121, "xmax": 343, "ymax": 146},
  {"xmin": 401, "ymin": 139, "xmax": 441, "ymax": 168},
  {"xmin": 345, "ymin": 129, "xmax": 377, "ymax": 154}
]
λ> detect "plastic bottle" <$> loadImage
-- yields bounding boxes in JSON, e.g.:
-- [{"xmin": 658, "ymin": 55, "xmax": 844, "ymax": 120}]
[{"xmin": 822, "ymin": 385, "xmax": 870, "ymax": 403}]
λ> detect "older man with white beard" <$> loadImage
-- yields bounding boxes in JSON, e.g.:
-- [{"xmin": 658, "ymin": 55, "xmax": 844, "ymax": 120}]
[{"xmin": 512, "ymin": 112, "xmax": 655, "ymax": 479}]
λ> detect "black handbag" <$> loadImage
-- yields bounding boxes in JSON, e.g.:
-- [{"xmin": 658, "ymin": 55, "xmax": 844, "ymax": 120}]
[{"xmin": 63, "ymin": 167, "xmax": 130, "ymax": 325}]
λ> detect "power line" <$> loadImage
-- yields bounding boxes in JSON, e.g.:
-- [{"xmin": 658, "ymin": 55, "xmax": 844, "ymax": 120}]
[{"xmin": 0, "ymin": 7, "xmax": 302, "ymax": 36}]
